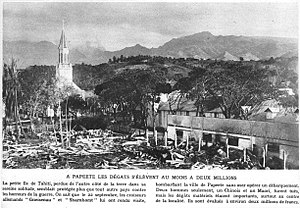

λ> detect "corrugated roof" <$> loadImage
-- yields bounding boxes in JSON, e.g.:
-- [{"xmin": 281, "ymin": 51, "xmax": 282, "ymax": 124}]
[
  {"xmin": 251, "ymin": 99, "xmax": 281, "ymax": 115},
  {"xmin": 168, "ymin": 115, "xmax": 299, "ymax": 142},
  {"xmin": 158, "ymin": 91, "xmax": 222, "ymax": 113}
]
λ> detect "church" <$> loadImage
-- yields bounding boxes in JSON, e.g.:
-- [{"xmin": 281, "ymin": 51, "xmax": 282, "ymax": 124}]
[
  {"xmin": 56, "ymin": 23, "xmax": 85, "ymax": 95},
  {"xmin": 56, "ymin": 24, "xmax": 73, "ymax": 83}
]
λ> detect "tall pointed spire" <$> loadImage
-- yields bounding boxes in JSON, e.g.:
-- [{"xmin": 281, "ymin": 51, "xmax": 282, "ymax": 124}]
[
  {"xmin": 59, "ymin": 20, "xmax": 67, "ymax": 49},
  {"xmin": 57, "ymin": 19, "xmax": 72, "ymax": 83}
]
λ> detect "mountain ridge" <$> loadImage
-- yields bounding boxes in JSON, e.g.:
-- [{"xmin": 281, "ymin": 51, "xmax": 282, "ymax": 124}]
[{"xmin": 3, "ymin": 32, "xmax": 298, "ymax": 68}]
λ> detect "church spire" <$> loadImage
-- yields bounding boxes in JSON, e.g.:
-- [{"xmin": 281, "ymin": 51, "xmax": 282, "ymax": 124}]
[
  {"xmin": 59, "ymin": 20, "xmax": 67, "ymax": 49},
  {"xmin": 58, "ymin": 20, "xmax": 70, "ymax": 65},
  {"xmin": 57, "ymin": 20, "xmax": 72, "ymax": 83}
]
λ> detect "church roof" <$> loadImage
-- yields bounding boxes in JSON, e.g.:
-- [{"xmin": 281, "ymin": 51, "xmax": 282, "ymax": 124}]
[{"xmin": 59, "ymin": 29, "xmax": 68, "ymax": 49}]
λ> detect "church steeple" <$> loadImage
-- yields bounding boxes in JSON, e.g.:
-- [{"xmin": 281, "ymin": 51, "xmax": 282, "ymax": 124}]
[
  {"xmin": 55, "ymin": 20, "xmax": 83, "ymax": 95},
  {"xmin": 56, "ymin": 20, "xmax": 72, "ymax": 83},
  {"xmin": 59, "ymin": 30, "xmax": 68, "ymax": 49},
  {"xmin": 58, "ymin": 20, "xmax": 70, "ymax": 65},
  {"xmin": 59, "ymin": 20, "xmax": 68, "ymax": 49}
]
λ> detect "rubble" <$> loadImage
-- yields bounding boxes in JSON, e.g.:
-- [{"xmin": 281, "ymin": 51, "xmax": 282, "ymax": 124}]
[{"xmin": 2, "ymin": 129, "xmax": 269, "ymax": 169}]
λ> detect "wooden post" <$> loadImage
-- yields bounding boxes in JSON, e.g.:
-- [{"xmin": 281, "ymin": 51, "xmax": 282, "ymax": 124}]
[
  {"xmin": 146, "ymin": 129, "xmax": 149, "ymax": 146},
  {"xmin": 186, "ymin": 134, "xmax": 189, "ymax": 150},
  {"xmin": 212, "ymin": 134, "xmax": 216, "ymax": 144},
  {"xmin": 198, "ymin": 131, "xmax": 203, "ymax": 152},
  {"xmin": 198, "ymin": 117, "xmax": 203, "ymax": 152},
  {"xmin": 243, "ymin": 148, "xmax": 247, "ymax": 162},
  {"xmin": 226, "ymin": 133, "xmax": 229, "ymax": 158},
  {"xmin": 69, "ymin": 117, "xmax": 72, "ymax": 132},
  {"xmin": 262, "ymin": 147, "xmax": 265, "ymax": 168},
  {"xmin": 283, "ymin": 150, "xmax": 287, "ymax": 170},
  {"xmin": 154, "ymin": 129, "xmax": 158, "ymax": 146},
  {"xmin": 250, "ymin": 136, "xmax": 253, "ymax": 150},
  {"xmin": 164, "ymin": 131, "xmax": 168, "ymax": 147},
  {"xmin": 174, "ymin": 133, "xmax": 177, "ymax": 148},
  {"xmin": 67, "ymin": 117, "xmax": 72, "ymax": 148},
  {"xmin": 51, "ymin": 117, "xmax": 56, "ymax": 134},
  {"xmin": 59, "ymin": 103, "xmax": 63, "ymax": 148},
  {"xmin": 265, "ymin": 143, "xmax": 268, "ymax": 167}
]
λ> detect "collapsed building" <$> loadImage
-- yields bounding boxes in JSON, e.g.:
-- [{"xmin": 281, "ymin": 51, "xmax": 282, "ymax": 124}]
[
  {"xmin": 166, "ymin": 115, "xmax": 298, "ymax": 169},
  {"xmin": 144, "ymin": 93, "xmax": 299, "ymax": 169}
]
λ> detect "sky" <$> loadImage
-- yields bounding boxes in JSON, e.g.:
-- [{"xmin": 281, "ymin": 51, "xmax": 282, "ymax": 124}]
[{"xmin": 3, "ymin": 1, "xmax": 299, "ymax": 51}]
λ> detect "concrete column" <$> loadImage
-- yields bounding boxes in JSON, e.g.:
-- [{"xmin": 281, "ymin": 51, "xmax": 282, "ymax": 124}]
[{"xmin": 243, "ymin": 148, "xmax": 247, "ymax": 162}]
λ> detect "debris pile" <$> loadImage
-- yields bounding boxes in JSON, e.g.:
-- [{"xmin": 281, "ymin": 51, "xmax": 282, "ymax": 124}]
[{"xmin": 3, "ymin": 129, "xmax": 268, "ymax": 169}]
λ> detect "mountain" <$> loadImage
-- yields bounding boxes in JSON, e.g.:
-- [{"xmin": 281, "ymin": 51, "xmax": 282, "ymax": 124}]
[
  {"xmin": 216, "ymin": 51, "xmax": 239, "ymax": 61},
  {"xmin": 280, "ymin": 49, "xmax": 298, "ymax": 58},
  {"xmin": 73, "ymin": 41, "xmax": 107, "ymax": 65},
  {"xmin": 3, "ymin": 31, "xmax": 298, "ymax": 68},
  {"xmin": 109, "ymin": 44, "xmax": 151, "ymax": 57},
  {"xmin": 153, "ymin": 31, "xmax": 297, "ymax": 60},
  {"xmin": 3, "ymin": 40, "xmax": 86, "ymax": 68}
]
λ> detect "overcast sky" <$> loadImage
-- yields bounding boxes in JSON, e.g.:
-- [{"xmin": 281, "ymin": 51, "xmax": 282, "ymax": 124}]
[{"xmin": 3, "ymin": 1, "xmax": 298, "ymax": 51}]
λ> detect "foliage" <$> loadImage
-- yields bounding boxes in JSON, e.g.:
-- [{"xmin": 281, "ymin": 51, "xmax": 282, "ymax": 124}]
[
  {"xmin": 278, "ymin": 93, "xmax": 298, "ymax": 108},
  {"xmin": 2, "ymin": 60, "xmax": 23, "ymax": 138},
  {"xmin": 213, "ymin": 62, "xmax": 280, "ymax": 118},
  {"xmin": 3, "ymin": 60, "xmax": 20, "ymax": 121},
  {"xmin": 18, "ymin": 65, "xmax": 57, "ymax": 119},
  {"xmin": 67, "ymin": 94, "xmax": 87, "ymax": 112},
  {"xmin": 71, "ymin": 116, "xmax": 108, "ymax": 130},
  {"xmin": 73, "ymin": 63, "xmax": 116, "ymax": 91},
  {"xmin": 187, "ymin": 67, "xmax": 214, "ymax": 116},
  {"xmin": 175, "ymin": 61, "xmax": 278, "ymax": 119},
  {"xmin": 95, "ymin": 68, "xmax": 171, "ymax": 129}
]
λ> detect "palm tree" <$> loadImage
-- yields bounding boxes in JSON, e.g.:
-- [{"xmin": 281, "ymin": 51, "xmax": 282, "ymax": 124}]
[{"xmin": 3, "ymin": 59, "xmax": 24, "ymax": 141}]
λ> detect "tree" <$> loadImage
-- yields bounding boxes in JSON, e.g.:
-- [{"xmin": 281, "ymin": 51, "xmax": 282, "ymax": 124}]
[
  {"xmin": 112, "ymin": 56, "xmax": 117, "ymax": 63},
  {"xmin": 2, "ymin": 59, "xmax": 23, "ymax": 140},
  {"xmin": 18, "ymin": 65, "xmax": 57, "ymax": 132},
  {"xmin": 187, "ymin": 68, "xmax": 213, "ymax": 116},
  {"xmin": 120, "ymin": 55, "xmax": 124, "ymax": 62},
  {"xmin": 95, "ymin": 73, "xmax": 133, "ymax": 120},
  {"xmin": 208, "ymin": 62, "xmax": 277, "ymax": 119},
  {"xmin": 63, "ymin": 94, "xmax": 86, "ymax": 117},
  {"xmin": 175, "ymin": 61, "xmax": 278, "ymax": 119},
  {"xmin": 84, "ymin": 96, "xmax": 102, "ymax": 116},
  {"xmin": 172, "ymin": 77, "xmax": 192, "ymax": 114},
  {"xmin": 95, "ymin": 68, "xmax": 170, "ymax": 145},
  {"xmin": 278, "ymin": 92, "xmax": 298, "ymax": 108},
  {"xmin": 174, "ymin": 68, "xmax": 216, "ymax": 117}
]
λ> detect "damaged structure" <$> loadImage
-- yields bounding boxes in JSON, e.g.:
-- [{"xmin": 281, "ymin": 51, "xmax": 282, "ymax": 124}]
[{"xmin": 166, "ymin": 115, "xmax": 299, "ymax": 169}]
